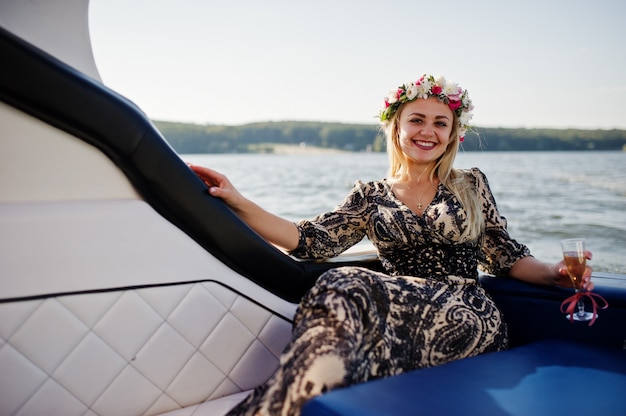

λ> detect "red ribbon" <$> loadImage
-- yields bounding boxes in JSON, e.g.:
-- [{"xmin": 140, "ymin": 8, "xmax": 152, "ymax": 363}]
[{"xmin": 560, "ymin": 291, "xmax": 609, "ymax": 326}]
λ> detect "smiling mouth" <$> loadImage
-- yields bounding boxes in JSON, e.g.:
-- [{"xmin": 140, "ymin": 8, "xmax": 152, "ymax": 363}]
[{"xmin": 414, "ymin": 140, "xmax": 436, "ymax": 149}]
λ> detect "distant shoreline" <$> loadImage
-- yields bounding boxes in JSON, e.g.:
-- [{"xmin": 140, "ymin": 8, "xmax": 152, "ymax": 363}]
[
  {"xmin": 154, "ymin": 120, "xmax": 626, "ymax": 153},
  {"xmin": 270, "ymin": 144, "xmax": 349, "ymax": 155}
]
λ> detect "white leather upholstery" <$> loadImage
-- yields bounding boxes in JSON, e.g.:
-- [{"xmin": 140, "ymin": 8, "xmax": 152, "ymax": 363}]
[
  {"xmin": 0, "ymin": 102, "xmax": 138, "ymax": 204},
  {"xmin": 156, "ymin": 391, "xmax": 251, "ymax": 416},
  {"xmin": 0, "ymin": 282, "xmax": 292, "ymax": 415}
]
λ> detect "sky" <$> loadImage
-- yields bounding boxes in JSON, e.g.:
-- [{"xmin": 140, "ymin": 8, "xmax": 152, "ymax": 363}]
[{"xmin": 89, "ymin": 0, "xmax": 626, "ymax": 129}]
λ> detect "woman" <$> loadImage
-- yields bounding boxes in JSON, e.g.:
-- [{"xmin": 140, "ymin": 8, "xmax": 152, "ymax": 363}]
[{"xmin": 190, "ymin": 73, "xmax": 592, "ymax": 416}]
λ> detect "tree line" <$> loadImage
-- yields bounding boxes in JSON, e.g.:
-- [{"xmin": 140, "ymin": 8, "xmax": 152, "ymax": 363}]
[{"xmin": 153, "ymin": 120, "xmax": 626, "ymax": 153}]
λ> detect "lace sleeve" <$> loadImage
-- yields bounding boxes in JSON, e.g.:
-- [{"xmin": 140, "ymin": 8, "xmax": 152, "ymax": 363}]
[
  {"xmin": 471, "ymin": 168, "xmax": 531, "ymax": 276},
  {"xmin": 288, "ymin": 181, "xmax": 370, "ymax": 259}
]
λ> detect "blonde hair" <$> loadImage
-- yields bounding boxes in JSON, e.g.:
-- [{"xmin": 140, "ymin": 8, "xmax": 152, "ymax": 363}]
[{"xmin": 382, "ymin": 105, "xmax": 484, "ymax": 241}]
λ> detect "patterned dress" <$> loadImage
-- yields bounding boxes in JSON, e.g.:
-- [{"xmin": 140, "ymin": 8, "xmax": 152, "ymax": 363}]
[{"xmin": 226, "ymin": 168, "xmax": 530, "ymax": 416}]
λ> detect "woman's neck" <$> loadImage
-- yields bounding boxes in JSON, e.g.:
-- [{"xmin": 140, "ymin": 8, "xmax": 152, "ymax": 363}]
[{"xmin": 406, "ymin": 162, "xmax": 436, "ymax": 185}]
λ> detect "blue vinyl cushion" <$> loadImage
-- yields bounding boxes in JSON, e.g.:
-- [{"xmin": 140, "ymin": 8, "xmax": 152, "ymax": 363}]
[{"xmin": 301, "ymin": 339, "xmax": 626, "ymax": 416}]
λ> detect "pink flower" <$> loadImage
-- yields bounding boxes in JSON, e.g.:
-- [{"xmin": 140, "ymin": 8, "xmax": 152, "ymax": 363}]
[
  {"xmin": 448, "ymin": 100, "xmax": 461, "ymax": 111},
  {"xmin": 431, "ymin": 85, "xmax": 442, "ymax": 95},
  {"xmin": 396, "ymin": 88, "xmax": 404, "ymax": 99},
  {"xmin": 385, "ymin": 100, "xmax": 390, "ymax": 108},
  {"xmin": 459, "ymin": 136, "xmax": 465, "ymax": 142}
]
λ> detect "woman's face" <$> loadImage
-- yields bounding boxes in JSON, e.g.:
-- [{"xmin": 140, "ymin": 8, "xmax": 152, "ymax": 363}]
[{"xmin": 397, "ymin": 97, "xmax": 454, "ymax": 166}]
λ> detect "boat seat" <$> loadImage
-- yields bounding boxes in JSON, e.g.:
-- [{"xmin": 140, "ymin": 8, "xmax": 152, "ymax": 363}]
[
  {"xmin": 301, "ymin": 339, "xmax": 626, "ymax": 416},
  {"xmin": 156, "ymin": 391, "xmax": 250, "ymax": 416}
]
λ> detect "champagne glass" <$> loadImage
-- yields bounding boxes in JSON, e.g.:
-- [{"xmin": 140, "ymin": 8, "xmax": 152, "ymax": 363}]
[{"xmin": 561, "ymin": 238, "xmax": 594, "ymax": 322}]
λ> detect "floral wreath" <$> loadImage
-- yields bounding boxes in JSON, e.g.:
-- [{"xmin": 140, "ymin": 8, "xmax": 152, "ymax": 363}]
[{"xmin": 379, "ymin": 74, "xmax": 474, "ymax": 141}]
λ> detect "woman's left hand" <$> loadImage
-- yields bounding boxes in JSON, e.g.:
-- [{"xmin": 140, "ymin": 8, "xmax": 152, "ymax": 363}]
[{"xmin": 554, "ymin": 250, "xmax": 594, "ymax": 290}]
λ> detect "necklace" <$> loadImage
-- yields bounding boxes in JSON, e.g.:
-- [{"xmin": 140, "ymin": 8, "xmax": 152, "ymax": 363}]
[
  {"xmin": 412, "ymin": 165, "xmax": 436, "ymax": 211},
  {"xmin": 391, "ymin": 165, "xmax": 438, "ymax": 212}
]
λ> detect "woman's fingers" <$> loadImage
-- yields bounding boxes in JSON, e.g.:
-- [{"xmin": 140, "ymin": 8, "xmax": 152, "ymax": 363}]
[
  {"xmin": 188, "ymin": 164, "xmax": 227, "ymax": 188},
  {"xmin": 187, "ymin": 164, "xmax": 244, "ymax": 206}
]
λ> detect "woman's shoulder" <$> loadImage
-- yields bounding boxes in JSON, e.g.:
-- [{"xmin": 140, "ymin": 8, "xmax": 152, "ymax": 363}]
[
  {"xmin": 456, "ymin": 166, "xmax": 486, "ymax": 176},
  {"xmin": 353, "ymin": 178, "xmax": 387, "ymax": 190},
  {"xmin": 455, "ymin": 167, "xmax": 490, "ymax": 184},
  {"xmin": 349, "ymin": 179, "xmax": 390, "ymax": 198},
  {"xmin": 453, "ymin": 167, "xmax": 497, "ymax": 197}
]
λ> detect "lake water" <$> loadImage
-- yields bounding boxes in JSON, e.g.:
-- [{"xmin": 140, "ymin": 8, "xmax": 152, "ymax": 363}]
[{"xmin": 184, "ymin": 151, "xmax": 626, "ymax": 274}]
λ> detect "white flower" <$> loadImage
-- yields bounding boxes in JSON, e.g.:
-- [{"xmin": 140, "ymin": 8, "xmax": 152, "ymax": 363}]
[
  {"xmin": 405, "ymin": 83, "xmax": 419, "ymax": 100},
  {"xmin": 461, "ymin": 92, "xmax": 471, "ymax": 106},
  {"xmin": 443, "ymin": 82, "xmax": 462, "ymax": 100},
  {"xmin": 419, "ymin": 77, "xmax": 434, "ymax": 95},
  {"xmin": 459, "ymin": 110, "xmax": 473, "ymax": 126},
  {"xmin": 386, "ymin": 89, "xmax": 399, "ymax": 104}
]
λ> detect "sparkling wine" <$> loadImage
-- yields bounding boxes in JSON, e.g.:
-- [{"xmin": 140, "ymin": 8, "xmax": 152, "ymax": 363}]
[{"xmin": 563, "ymin": 252, "xmax": 586, "ymax": 289}]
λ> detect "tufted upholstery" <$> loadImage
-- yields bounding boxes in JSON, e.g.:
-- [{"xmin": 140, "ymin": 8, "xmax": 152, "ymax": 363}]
[{"xmin": 0, "ymin": 282, "xmax": 292, "ymax": 416}]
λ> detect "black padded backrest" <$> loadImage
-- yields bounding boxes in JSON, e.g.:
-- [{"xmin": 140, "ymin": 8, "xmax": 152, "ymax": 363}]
[{"xmin": 0, "ymin": 26, "xmax": 335, "ymax": 302}]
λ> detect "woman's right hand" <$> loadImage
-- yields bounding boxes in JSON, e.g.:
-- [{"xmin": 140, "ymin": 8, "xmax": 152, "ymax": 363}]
[
  {"xmin": 188, "ymin": 163, "xmax": 300, "ymax": 250},
  {"xmin": 188, "ymin": 164, "xmax": 246, "ymax": 211}
]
